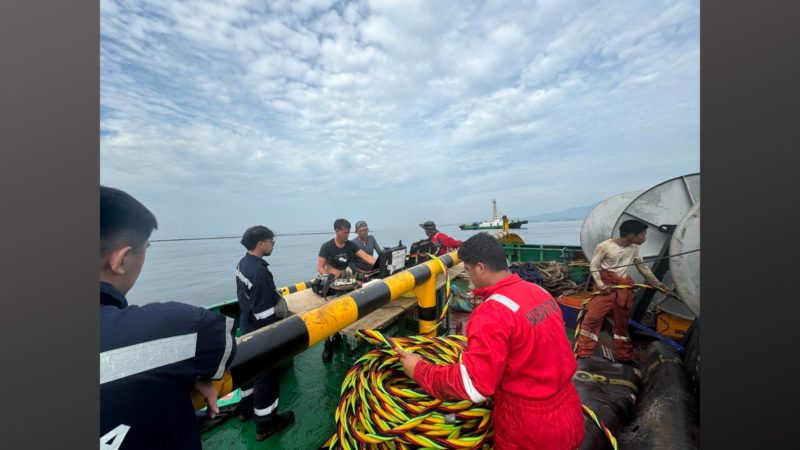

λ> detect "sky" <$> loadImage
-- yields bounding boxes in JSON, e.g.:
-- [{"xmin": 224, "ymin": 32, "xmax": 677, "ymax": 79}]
[{"xmin": 100, "ymin": 0, "xmax": 699, "ymax": 239}]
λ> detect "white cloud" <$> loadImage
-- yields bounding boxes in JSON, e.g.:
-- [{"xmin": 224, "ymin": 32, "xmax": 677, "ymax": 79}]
[{"xmin": 101, "ymin": 0, "xmax": 699, "ymax": 237}]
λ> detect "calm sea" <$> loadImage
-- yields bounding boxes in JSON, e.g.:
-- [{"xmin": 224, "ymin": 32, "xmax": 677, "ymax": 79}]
[{"xmin": 126, "ymin": 220, "xmax": 584, "ymax": 307}]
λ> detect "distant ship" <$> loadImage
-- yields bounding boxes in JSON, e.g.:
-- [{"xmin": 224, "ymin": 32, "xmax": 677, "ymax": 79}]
[{"xmin": 459, "ymin": 199, "xmax": 529, "ymax": 230}]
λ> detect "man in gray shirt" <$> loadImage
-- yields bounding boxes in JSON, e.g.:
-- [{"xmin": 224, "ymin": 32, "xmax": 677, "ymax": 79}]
[{"xmin": 350, "ymin": 220, "xmax": 382, "ymax": 273}]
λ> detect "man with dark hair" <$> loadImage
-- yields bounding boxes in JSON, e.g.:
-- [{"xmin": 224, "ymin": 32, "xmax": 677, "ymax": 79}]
[
  {"xmin": 316, "ymin": 219, "xmax": 376, "ymax": 361},
  {"xmin": 234, "ymin": 225, "xmax": 295, "ymax": 440},
  {"xmin": 575, "ymin": 219, "xmax": 672, "ymax": 361},
  {"xmin": 349, "ymin": 220, "xmax": 382, "ymax": 273},
  {"xmin": 100, "ymin": 186, "xmax": 237, "ymax": 450},
  {"xmin": 419, "ymin": 220, "xmax": 461, "ymax": 256},
  {"xmin": 397, "ymin": 232, "xmax": 584, "ymax": 449},
  {"xmin": 317, "ymin": 218, "xmax": 376, "ymax": 277}
]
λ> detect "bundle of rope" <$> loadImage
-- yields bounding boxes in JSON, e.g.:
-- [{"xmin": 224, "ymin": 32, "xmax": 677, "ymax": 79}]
[
  {"xmin": 320, "ymin": 330, "xmax": 494, "ymax": 449},
  {"xmin": 509, "ymin": 261, "xmax": 579, "ymax": 297}
]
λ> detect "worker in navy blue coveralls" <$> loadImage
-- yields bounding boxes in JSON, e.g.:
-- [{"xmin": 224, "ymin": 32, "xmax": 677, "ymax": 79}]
[
  {"xmin": 234, "ymin": 225, "xmax": 296, "ymax": 440},
  {"xmin": 100, "ymin": 186, "xmax": 237, "ymax": 450}
]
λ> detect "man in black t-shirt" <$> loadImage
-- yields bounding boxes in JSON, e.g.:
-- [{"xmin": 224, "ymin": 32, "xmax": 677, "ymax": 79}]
[
  {"xmin": 316, "ymin": 218, "xmax": 376, "ymax": 277},
  {"xmin": 316, "ymin": 218, "xmax": 376, "ymax": 362}
]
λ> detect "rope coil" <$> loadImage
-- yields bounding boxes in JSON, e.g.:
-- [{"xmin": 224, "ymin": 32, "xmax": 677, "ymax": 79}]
[{"xmin": 321, "ymin": 330, "xmax": 494, "ymax": 449}]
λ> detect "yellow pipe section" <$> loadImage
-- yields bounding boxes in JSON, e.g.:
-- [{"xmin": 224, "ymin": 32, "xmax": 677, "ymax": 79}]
[{"xmin": 415, "ymin": 250, "xmax": 460, "ymax": 336}]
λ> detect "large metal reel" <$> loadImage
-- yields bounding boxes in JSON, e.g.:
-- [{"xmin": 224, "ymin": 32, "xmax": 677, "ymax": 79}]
[
  {"xmin": 614, "ymin": 173, "xmax": 700, "ymax": 286},
  {"xmin": 580, "ymin": 191, "xmax": 642, "ymax": 260},
  {"xmin": 669, "ymin": 202, "xmax": 701, "ymax": 317}
]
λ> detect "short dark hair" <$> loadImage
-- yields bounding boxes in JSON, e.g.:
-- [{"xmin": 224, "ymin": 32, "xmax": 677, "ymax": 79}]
[
  {"xmin": 619, "ymin": 219, "xmax": 648, "ymax": 237},
  {"xmin": 241, "ymin": 225, "xmax": 274, "ymax": 250},
  {"xmin": 334, "ymin": 218, "xmax": 351, "ymax": 231},
  {"xmin": 457, "ymin": 232, "xmax": 508, "ymax": 272},
  {"xmin": 101, "ymin": 186, "xmax": 158, "ymax": 255}
]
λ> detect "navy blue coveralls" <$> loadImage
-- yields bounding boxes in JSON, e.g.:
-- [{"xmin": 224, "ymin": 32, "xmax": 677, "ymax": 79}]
[
  {"xmin": 100, "ymin": 282, "xmax": 237, "ymax": 450},
  {"xmin": 235, "ymin": 253, "xmax": 284, "ymax": 426}
]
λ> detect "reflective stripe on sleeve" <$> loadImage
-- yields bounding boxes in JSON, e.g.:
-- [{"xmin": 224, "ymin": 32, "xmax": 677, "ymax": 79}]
[
  {"xmin": 235, "ymin": 267, "xmax": 253, "ymax": 289},
  {"xmin": 613, "ymin": 334, "xmax": 631, "ymax": 342},
  {"xmin": 240, "ymin": 388, "xmax": 254, "ymax": 397},
  {"xmin": 253, "ymin": 307, "xmax": 275, "ymax": 320},
  {"xmin": 212, "ymin": 317, "xmax": 235, "ymax": 379},
  {"xmin": 459, "ymin": 363, "xmax": 487, "ymax": 403},
  {"xmin": 100, "ymin": 333, "xmax": 197, "ymax": 384}
]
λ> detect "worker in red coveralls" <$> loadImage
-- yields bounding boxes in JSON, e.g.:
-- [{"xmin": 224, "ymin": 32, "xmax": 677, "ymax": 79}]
[
  {"xmin": 575, "ymin": 219, "xmax": 672, "ymax": 362},
  {"xmin": 419, "ymin": 220, "xmax": 462, "ymax": 256},
  {"xmin": 398, "ymin": 232, "xmax": 584, "ymax": 450}
]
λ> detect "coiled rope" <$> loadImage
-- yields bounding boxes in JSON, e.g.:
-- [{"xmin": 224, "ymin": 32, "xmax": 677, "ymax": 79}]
[
  {"xmin": 320, "ymin": 330, "xmax": 494, "ymax": 449},
  {"xmin": 319, "ymin": 258, "xmax": 627, "ymax": 449},
  {"xmin": 510, "ymin": 261, "xmax": 579, "ymax": 297}
]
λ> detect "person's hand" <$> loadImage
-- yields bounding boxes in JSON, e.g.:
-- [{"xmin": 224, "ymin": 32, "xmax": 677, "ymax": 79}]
[
  {"xmin": 396, "ymin": 347, "xmax": 423, "ymax": 379},
  {"xmin": 193, "ymin": 379, "xmax": 220, "ymax": 418},
  {"xmin": 598, "ymin": 285, "xmax": 611, "ymax": 295}
]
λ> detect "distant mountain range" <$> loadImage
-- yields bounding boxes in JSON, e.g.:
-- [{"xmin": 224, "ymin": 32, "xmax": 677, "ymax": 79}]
[{"xmin": 519, "ymin": 203, "xmax": 599, "ymax": 222}]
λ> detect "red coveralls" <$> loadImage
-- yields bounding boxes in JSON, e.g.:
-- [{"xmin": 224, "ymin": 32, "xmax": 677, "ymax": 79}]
[
  {"xmin": 574, "ymin": 270, "xmax": 635, "ymax": 361},
  {"xmin": 430, "ymin": 232, "xmax": 462, "ymax": 256},
  {"xmin": 413, "ymin": 274, "xmax": 584, "ymax": 449}
]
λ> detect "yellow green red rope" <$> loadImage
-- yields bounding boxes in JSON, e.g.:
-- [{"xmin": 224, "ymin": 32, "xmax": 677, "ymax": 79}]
[{"xmin": 321, "ymin": 329, "xmax": 494, "ymax": 449}]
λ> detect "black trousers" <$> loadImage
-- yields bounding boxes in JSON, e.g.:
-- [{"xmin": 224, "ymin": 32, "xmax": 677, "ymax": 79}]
[{"xmin": 237, "ymin": 367, "xmax": 280, "ymax": 425}]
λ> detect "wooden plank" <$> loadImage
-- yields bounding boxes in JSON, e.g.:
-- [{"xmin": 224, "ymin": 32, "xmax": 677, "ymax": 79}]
[
  {"xmin": 340, "ymin": 296, "xmax": 418, "ymax": 337},
  {"xmin": 285, "ymin": 288, "xmax": 328, "ymax": 315}
]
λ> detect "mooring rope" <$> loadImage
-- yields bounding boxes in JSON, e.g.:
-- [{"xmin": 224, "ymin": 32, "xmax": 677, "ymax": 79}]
[
  {"xmin": 581, "ymin": 404, "xmax": 619, "ymax": 450},
  {"xmin": 322, "ymin": 329, "xmax": 623, "ymax": 450},
  {"xmin": 320, "ymin": 330, "xmax": 494, "ymax": 449}
]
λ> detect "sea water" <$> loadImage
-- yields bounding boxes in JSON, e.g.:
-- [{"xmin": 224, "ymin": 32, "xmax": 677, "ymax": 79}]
[{"xmin": 126, "ymin": 220, "xmax": 583, "ymax": 307}]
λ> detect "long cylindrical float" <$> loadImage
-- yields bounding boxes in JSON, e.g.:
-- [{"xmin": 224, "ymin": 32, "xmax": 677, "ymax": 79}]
[
  {"xmin": 278, "ymin": 279, "xmax": 313, "ymax": 296},
  {"xmin": 195, "ymin": 251, "xmax": 460, "ymax": 408}
]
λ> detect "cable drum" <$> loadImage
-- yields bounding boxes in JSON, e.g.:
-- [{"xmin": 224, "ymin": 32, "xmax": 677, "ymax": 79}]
[
  {"xmin": 580, "ymin": 191, "xmax": 642, "ymax": 261},
  {"xmin": 321, "ymin": 330, "xmax": 494, "ymax": 449},
  {"xmin": 669, "ymin": 202, "xmax": 700, "ymax": 317}
]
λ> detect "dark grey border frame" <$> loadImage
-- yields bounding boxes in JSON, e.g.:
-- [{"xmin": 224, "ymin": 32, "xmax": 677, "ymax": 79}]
[
  {"xmin": 701, "ymin": 0, "xmax": 799, "ymax": 448},
  {"xmin": 1, "ymin": 1, "xmax": 99, "ymax": 448},
  {"xmin": 2, "ymin": 0, "xmax": 799, "ymax": 448}
]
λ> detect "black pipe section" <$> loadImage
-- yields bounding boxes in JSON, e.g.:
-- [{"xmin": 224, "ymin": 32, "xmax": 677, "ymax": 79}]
[
  {"xmin": 228, "ymin": 315, "xmax": 309, "ymax": 386},
  {"xmin": 226, "ymin": 252, "xmax": 456, "ymax": 390},
  {"xmin": 574, "ymin": 357, "xmax": 641, "ymax": 450},
  {"xmin": 617, "ymin": 342, "xmax": 700, "ymax": 449}
]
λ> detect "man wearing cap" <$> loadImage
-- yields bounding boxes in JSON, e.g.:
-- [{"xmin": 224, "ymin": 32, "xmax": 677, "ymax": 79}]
[
  {"xmin": 350, "ymin": 220, "xmax": 383, "ymax": 273},
  {"xmin": 420, "ymin": 220, "xmax": 462, "ymax": 256}
]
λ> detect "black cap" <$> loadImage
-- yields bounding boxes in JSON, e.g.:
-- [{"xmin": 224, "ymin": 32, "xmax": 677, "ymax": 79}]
[{"xmin": 419, "ymin": 220, "xmax": 437, "ymax": 231}]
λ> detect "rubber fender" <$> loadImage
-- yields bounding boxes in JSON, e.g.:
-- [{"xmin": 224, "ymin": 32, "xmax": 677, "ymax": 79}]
[
  {"xmin": 574, "ymin": 357, "xmax": 641, "ymax": 450},
  {"xmin": 617, "ymin": 342, "xmax": 700, "ymax": 449}
]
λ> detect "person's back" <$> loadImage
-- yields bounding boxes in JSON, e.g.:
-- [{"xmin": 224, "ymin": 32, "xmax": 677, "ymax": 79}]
[
  {"xmin": 99, "ymin": 186, "xmax": 236, "ymax": 450},
  {"xmin": 468, "ymin": 275, "xmax": 577, "ymax": 400},
  {"xmin": 100, "ymin": 290, "xmax": 234, "ymax": 450},
  {"xmin": 399, "ymin": 232, "xmax": 583, "ymax": 449}
]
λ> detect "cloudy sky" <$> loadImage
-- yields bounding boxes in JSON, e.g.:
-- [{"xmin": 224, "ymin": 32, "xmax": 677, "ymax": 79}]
[{"xmin": 100, "ymin": 0, "xmax": 699, "ymax": 239}]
